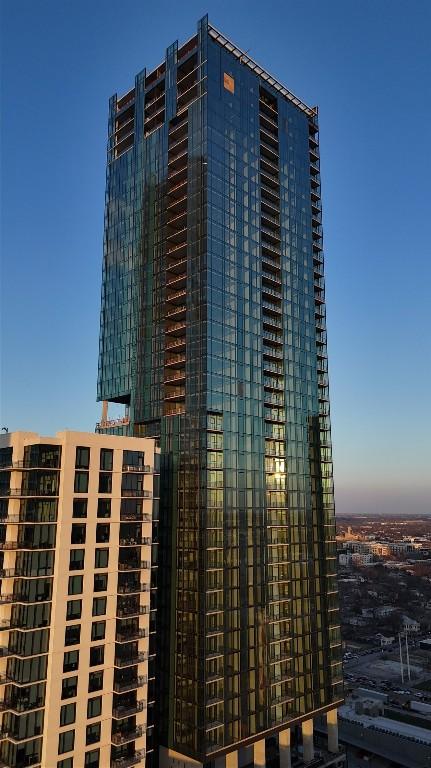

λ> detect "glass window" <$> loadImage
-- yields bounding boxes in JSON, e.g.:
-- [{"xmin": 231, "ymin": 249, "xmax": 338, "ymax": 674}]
[
  {"xmin": 60, "ymin": 703, "xmax": 76, "ymax": 727},
  {"xmin": 91, "ymin": 621, "xmax": 105, "ymax": 641},
  {"xmin": 68, "ymin": 576, "xmax": 83, "ymax": 596},
  {"xmin": 97, "ymin": 499, "xmax": 111, "ymax": 518},
  {"xmin": 88, "ymin": 670, "xmax": 103, "ymax": 693},
  {"xmin": 98, "ymin": 473, "xmax": 112, "ymax": 493},
  {"xmin": 94, "ymin": 549, "xmax": 109, "ymax": 569},
  {"xmin": 61, "ymin": 676, "xmax": 78, "ymax": 699},
  {"xmin": 93, "ymin": 574, "xmax": 107, "ymax": 592},
  {"xmin": 86, "ymin": 722, "xmax": 101, "ymax": 746},
  {"xmin": 92, "ymin": 597, "xmax": 106, "ymax": 617},
  {"xmin": 73, "ymin": 499, "xmax": 87, "ymax": 518},
  {"xmin": 74, "ymin": 472, "xmax": 89, "ymax": 493},
  {"xmin": 71, "ymin": 524, "xmax": 86, "ymax": 545},
  {"xmin": 57, "ymin": 759, "xmax": 73, "ymax": 768},
  {"xmin": 75, "ymin": 447, "xmax": 90, "ymax": 470},
  {"xmin": 84, "ymin": 749, "xmax": 100, "ymax": 768},
  {"xmin": 95, "ymin": 524, "xmax": 109, "ymax": 544},
  {"xmin": 63, "ymin": 650, "xmax": 79, "ymax": 673},
  {"xmin": 65, "ymin": 625, "xmax": 81, "ymax": 646},
  {"xmin": 69, "ymin": 549, "xmax": 85, "ymax": 571},
  {"xmin": 123, "ymin": 450, "xmax": 144, "ymax": 470},
  {"xmin": 87, "ymin": 696, "xmax": 102, "ymax": 719},
  {"xmin": 100, "ymin": 449, "xmax": 113, "ymax": 471},
  {"xmin": 66, "ymin": 600, "xmax": 82, "ymax": 621},
  {"xmin": 58, "ymin": 729, "xmax": 75, "ymax": 755},
  {"xmin": 89, "ymin": 646, "xmax": 104, "ymax": 667}
]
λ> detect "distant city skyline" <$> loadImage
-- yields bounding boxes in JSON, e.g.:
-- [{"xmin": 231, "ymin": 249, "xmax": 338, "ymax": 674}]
[{"xmin": 1, "ymin": 0, "xmax": 430, "ymax": 518}]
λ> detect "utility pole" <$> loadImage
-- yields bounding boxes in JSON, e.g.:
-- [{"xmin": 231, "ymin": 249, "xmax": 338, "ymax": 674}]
[
  {"xmin": 405, "ymin": 633, "xmax": 411, "ymax": 682},
  {"xmin": 399, "ymin": 633, "xmax": 404, "ymax": 684}
]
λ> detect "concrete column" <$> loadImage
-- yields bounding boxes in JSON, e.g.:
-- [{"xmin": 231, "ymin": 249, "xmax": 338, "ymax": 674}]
[
  {"xmin": 327, "ymin": 708, "xmax": 339, "ymax": 753},
  {"xmin": 101, "ymin": 400, "xmax": 108, "ymax": 421},
  {"xmin": 279, "ymin": 728, "xmax": 291, "ymax": 768},
  {"xmin": 226, "ymin": 752, "xmax": 238, "ymax": 768},
  {"xmin": 253, "ymin": 739, "xmax": 266, "ymax": 768},
  {"xmin": 302, "ymin": 719, "xmax": 314, "ymax": 763},
  {"xmin": 215, "ymin": 754, "xmax": 238, "ymax": 768}
]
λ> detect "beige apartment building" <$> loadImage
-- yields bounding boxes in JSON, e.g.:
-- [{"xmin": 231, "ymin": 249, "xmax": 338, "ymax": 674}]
[{"xmin": 0, "ymin": 430, "xmax": 159, "ymax": 768}]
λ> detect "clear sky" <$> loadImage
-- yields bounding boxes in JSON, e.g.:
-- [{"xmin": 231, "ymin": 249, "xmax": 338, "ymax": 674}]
[{"xmin": 1, "ymin": 0, "xmax": 430, "ymax": 516}]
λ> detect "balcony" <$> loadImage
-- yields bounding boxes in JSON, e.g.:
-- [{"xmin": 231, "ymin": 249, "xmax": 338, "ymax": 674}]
[
  {"xmin": 164, "ymin": 386, "xmax": 186, "ymax": 401},
  {"xmin": 261, "ymin": 181, "xmax": 280, "ymax": 202},
  {"xmin": 259, "ymin": 110, "xmax": 278, "ymax": 132},
  {"xmin": 260, "ymin": 125, "xmax": 279, "ymax": 148},
  {"xmin": 165, "ymin": 320, "xmax": 187, "ymax": 337},
  {"xmin": 164, "ymin": 371, "xmax": 186, "ymax": 386},
  {"xmin": 0, "ymin": 460, "xmax": 60, "ymax": 470},
  {"xmin": 120, "ymin": 490, "xmax": 152, "ymax": 499},
  {"xmin": 262, "ymin": 271, "xmax": 282, "ymax": 288},
  {"xmin": 116, "ymin": 605, "xmax": 149, "ymax": 619},
  {"xmin": 114, "ymin": 652, "xmax": 148, "ymax": 668},
  {"xmin": 116, "ymin": 627, "xmax": 148, "ymax": 643},
  {"xmin": 262, "ymin": 345, "xmax": 283, "ymax": 360},
  {"xmin": 261, "ymin": 285, "xmax": 282, "ymax": 301},
  {"xmin": 260, "ymin": 156, "xmax": 279, "ymax": 178},
  {"xmin": 118, "ymin": 583, "xmax": 150, "ymax": 595},
  {"xmin": 165, "ymin": 353, "xmax": 186, "ymax": 371},
  {"xmin": 260, "ymin": 140, "xmax": 279, "ymax": 163},
  {"xmin": 118, "ymin": 561, "xmax": 151, "ymax": 573},
  {"xmin": 111, "ymin": 751, "xmax": 145, "ymax": 768},
  {"xmin": 262, "ymin": 227, "xmax": 281, "ymax": 246},
  {"xmin": 112, "ymin": 700, "xmax": 145, "ymax": 719},
  {"xmin": 263, "ymin": 315, "xmax": 283, "ymax": 331},
  {"xmin": 112, "ymin": 725, "xmax": 144, "ymax": 746},
  {"xmin": 168, "ymin": 150, "xmax": 188, "ymax": 172},
  {"xmin": 168, "ymin": 134, "xmax": 188, "ymax": 158},
  {"xmin": 262, "ymin": 303, "xmax": 282, "ymax": 321},
  {"xmin": 122, "ymin": 465, "xmax": 152, "ymax": 474},
  {"xmin": 113, "ymin": 676, "xmax": 147, "ymax": 694},
  {"xmin": 0, "ymin": 593, "xmax": 51, "ymax": 605},
  {"xmin": 0, "ymin": 697, "xmax": 44, "ymax": 713},
  {"xmin": 0, "ymin": 488, "xmax": 58, "ymax": 498},
  {"xmin": 119, "ymin": 537, "xmax": 151, "ymax": 547},
  {"xmin": 263, "ymin": 331, "xmax": 283, "ymax": 347},
  {"xmin": 259, "ymin": 97, "xmax": 278, "ymax": 120}
]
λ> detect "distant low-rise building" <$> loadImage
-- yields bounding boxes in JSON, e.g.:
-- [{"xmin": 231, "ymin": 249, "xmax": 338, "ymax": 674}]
[
  {"xmin": 377, "ymin": 634, "xmax": 395, "ymax": 647},
  {"xmin": 402, "ymin": 615, "xmax": 421, "ymax": 633}
]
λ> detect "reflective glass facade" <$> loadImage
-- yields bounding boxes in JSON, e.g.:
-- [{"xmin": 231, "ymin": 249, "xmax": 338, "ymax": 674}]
[{"xmin": 97, "ymin": 16, "xmax": 342, "ymax": 765}]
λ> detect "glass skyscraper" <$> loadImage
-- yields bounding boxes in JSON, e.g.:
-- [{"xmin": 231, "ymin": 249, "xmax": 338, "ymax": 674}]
[{"xmin": 97, "ymin": 16, "xmax": 343, "ymax": 768}]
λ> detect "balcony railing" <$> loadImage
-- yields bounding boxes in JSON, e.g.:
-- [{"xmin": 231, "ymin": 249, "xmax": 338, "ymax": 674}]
[
  {"xmin": 116, "ymin": 605, "xmax": 149, "ymax": 619},
  {"xmin": 117, "ymin": 582, "xmax": 150, "ymax": 595},
  {"xmin": 111, "ymin": 725, "xmax": 144, "ymax": 745},
  {"xmin": 118, "ymin": 561, "xmax": 151, "ymax": 573},
  {"xmin": 112, "ymin": 700, "xmax": 145, "ymax": 719},
  {"xmin": 114, "ymin": 652, "xmax": 148, "ymax": 668},
  {"xmin": 0, "ymin": 460, "xmax": 60, "ymax": 470},
  {"xmin": 122, "ymin": 465, "xmax": 152, "ymax": 474},
  {"xmin": 113, "ymin": 676, "xmax": 147, "ymax": 694},
  {"xmin": 111, "ymin": 751, "xmax": 145, "ymax": 768},
  {"xmin": 116, "ymin": 627, "xmax": 148, "ymax": 643},
  {"xmin": 0, "ymin": 488, "xmax": 58, "ymax": 498}
]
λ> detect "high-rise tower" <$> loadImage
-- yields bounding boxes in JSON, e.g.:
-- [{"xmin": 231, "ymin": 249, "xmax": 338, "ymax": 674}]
[{"xmin": 97, "ymin": 16, "xmax": 343, "ymax": 768}]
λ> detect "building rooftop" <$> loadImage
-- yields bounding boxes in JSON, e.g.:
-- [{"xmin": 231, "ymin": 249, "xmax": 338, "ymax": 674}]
[{"xmin": 207, "ymin": 22, "xmax": 317, "ymax": 118}]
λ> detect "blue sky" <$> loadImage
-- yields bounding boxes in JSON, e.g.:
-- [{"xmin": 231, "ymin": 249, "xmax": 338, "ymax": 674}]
[{"xmin": 1, "ymin": 0, "xmax": 430, "ymax": 515}]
